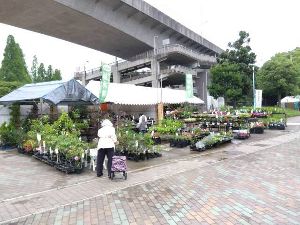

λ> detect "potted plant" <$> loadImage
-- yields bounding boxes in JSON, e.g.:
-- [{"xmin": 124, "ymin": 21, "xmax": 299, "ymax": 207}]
[{"xmin": 23, "ymin": 139, "xmax": 36, "ymax": 154}]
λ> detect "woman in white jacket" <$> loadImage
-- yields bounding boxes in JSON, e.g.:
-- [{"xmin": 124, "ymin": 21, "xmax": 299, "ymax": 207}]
[{"xmin": 97, "ymin": 119, "xmax": 117, "ymax": 178}]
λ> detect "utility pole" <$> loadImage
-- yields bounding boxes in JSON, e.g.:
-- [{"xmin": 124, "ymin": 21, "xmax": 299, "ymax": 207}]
[
  {"xmin": 252, "ymin": 66, "xmax": 256, "ymax": 109},
  {"xmin": 154, "ymin": 35, "xmax": 163, "ymax": 122}
]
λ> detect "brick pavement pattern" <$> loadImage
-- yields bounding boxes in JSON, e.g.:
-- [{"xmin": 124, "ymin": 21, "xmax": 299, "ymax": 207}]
[{"xmin": 3, "ymin": 134, "xmax": 300, "ymax": 225}]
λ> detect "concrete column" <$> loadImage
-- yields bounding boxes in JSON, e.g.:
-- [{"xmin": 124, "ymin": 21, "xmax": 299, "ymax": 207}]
[
  {"xmin": 151, "ymin": 58, "xmax": 160, "ymax": 87},
  {"xmin": 195, "ymin": 70, "xmax": 209, "ymax": 111},
  {"xmin": 112, "ymin": 66, "xmax": 121, "ymax": 83},
  {"xmin": 81, "ymin": 72, "xmax": 87, "ymax": 86}
]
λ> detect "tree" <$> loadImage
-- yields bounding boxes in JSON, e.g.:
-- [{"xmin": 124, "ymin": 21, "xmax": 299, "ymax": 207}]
[
  {"xmin": 209, "ymin": 31, "xmax": 256, "ymax": 105},
  {"xmin": 209, "ymin": 63, "xmax": 243, "ymax": 106},
  {"xmin": 287, "ymin": 48, "xmax": 300, "ymax": 89},
  {"xmin": 37, "ymin": 63, "xmax": 46, "ymax": 82},
  {"xmin": 257, "ymin": 52, "xmax": 300, "ymax": 104},
  {"xmin": 0, "ymin": 81, "xmax": 21, "ymax": 97},
  {"xmin": 46, "ymin": 65, "xmax": 53, "ymax": 81},
  {"xmin": 30, "ymin": 55, "xmax": 38, "ymax": 82},
  {"xmin": 0, "ymin": 35, "xmax": 31, "ymax": 83},
  {"xmin": 30, "ymin": 55, "xmax": 62, "ymax": 82},
  {"xmin": 52, "ymin": 69, "xmax": 62, "ymax": 81}
]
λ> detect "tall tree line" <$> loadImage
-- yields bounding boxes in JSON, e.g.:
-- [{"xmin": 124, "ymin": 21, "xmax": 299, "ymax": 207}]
[
  {"xmin": 256, "ymin": 48, "xmax": 300, "ymax": 105},
  {"xmin": 208, "ymin": 31, "xmax": 300, "ymax": 106},
  {"xmin": 31, "ymin": 55, "xmax": 62, "ymax": 83},
  {"xmin": 0, "ymin": 35, "xmax": 62, "ymax": 97}
]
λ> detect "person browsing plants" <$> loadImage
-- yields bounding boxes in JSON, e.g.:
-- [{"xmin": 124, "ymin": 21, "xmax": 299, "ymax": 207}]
[
  {"xmin": 137, "ymin": 114, "xmax": 148, "ymax": 133},
  {"xmin": 97, "ymin": 119, "xmax": 117, "ymax": 178}
]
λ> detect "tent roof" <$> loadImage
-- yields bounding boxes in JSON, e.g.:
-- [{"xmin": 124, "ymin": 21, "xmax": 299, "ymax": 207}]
[
  {"xmin": 281, "ymin": 96, "xmax": 300, "ymax": 103},
  {"xmin": 86, "ymin": 81, "xmax": 204, "ymax": 105},
  {"xmin": 0, "ymin": 79, "xmax": 99, "ymax": 105}
]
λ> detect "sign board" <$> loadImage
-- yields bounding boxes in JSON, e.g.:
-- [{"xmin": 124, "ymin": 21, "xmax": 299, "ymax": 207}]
[
  {"xmin": 185, "ymin": 74, "xmax": 193, "ymax": 99},
  {"xmin": 162, "ymin": 38, "xmax": 170, "ymax": 46},
  {"xmin": 99, "ymin": 64, "xmax": 111, "ymax": 103},
  {"xmin": 255, "ymin": 89, "xmax": 263, "ymax": 108}
]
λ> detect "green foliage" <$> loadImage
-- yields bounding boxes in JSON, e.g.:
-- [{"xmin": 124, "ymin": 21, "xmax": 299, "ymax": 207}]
[
  {"xmin": 55, "ymin": 134, "xmax": 88, "ymax": 159},
  {"xmin": 209, "ymin": 63, "xmax": 243, "ymax": 104},
  {"xmin": 209, "ymin": 31, "xmax": 257, "ymax": 105},
  {"xmin": 46, "ymin": 65, "xmax": 53, "ymax": 81},
  {"xmin": 68, "ymin": 106, "xmax": 89, "ymax": 130},
  {"xmin": 282, "ymin": 108, "xmax": 300, "ymax": 118},
  {"xmin": 30, "ymin": 55, "xmax": 38, "ymax": 82},
  {"xmin": 37, "ymin": 63, "xmax": 46, "ymax": 82},
  {"xmin": 117, "ymin": 124, "xmax": 136, "ymax": 152},
  {"xmin": 0, "ymin": 122, "xmax": 26, "ymax": 147},
  {"xmin": 9, "ymin": 104, "xmax": 21, "ymax": 127},
  {"xmin": 0, "ymin": 81, "xmax": 21, "ymax": 97},
  {"xmin": 52, "ymin": 69, "xmax": 62, "ymax": 81},
  {"xmin": 219, "ymin": 31, "xmax": 256, "ymax": 66},
  {"xmin": 0, "ymin": 35, "xmax": 31, "ymax": 83},
  {"xmin": 237, "ymin": 106, "xmax": 285, "ymax": 114},
  {"xmin": 52, "ymin": 112, "xmax": 79, "ymax": 136},
  {"xmin": 25, "ymin": 113, "xmax": 88, "ymax": 159},
  {"xmin": 30, "ymin": 55, "xmax": 62, "ymax": 82},
  {"xmin": 198, "ymin": 133, "xmax": 233, "ymax": 148},
  {"xmin": 116, "ymin": 124, "xmax": 155, "ymax": 155},
  {"xmin": 257, "ymin": 49, "xmax": 300, "ymax": 103},
  {"xmin": 176, "ymin": 104, "xmax": 198, "ymax": 118},
  {"xmin": 149, "ymin": 118, "xmax": 183, "ymax": 135},
  {"xmin": 20, "ymin": 104, "xmax": 39, "ymax": 133}
]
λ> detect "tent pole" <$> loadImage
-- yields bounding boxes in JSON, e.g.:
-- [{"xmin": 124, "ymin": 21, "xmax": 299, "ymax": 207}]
[{"xmin": 40, "ymin": 98, "xmax": 43, "ymax": 117}]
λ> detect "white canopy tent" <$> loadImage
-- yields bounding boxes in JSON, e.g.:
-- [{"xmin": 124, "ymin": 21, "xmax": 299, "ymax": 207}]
[
  {"xmin": 280, "ymin": 96, "xmax": 300, "ymax": 103},
  {"xmin": 86, "ymin": 81, "xmax": 204, "ymax": 105}
]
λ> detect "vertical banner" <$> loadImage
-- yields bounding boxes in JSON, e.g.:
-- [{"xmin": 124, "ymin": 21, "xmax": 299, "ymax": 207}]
[
  {"xmin": 255, "ymin": 89, "xmax": 263, "ymax": 108},
  {"xmin": 185, "ymin": 74, "xmax": 193, "ymax": 99},
  {"xmin": 99, "ymin": 64, "xmax": 111, "ymax": 103}
]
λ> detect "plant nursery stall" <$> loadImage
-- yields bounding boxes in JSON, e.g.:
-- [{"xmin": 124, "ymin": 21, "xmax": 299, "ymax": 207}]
[
  {"xmin": 86, "ymin": 81, "xmax": 203, "ymax": 120},
  {"xmin": 86, "ymin": 81, "xmax": 205, "ymax": 161},
  {"xmin": 0, "ymin": 79, "xmax": 99, "ymax": 173}
]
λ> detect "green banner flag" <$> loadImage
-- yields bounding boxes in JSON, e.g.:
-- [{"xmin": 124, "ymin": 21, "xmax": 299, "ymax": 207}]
[
  {"xmin": 99, "ymin": 64, "xmax": 111, "ymax": 103},
  {"xmin": 185, "ymin": 73, "xmax": 193, "ymax": 99}
]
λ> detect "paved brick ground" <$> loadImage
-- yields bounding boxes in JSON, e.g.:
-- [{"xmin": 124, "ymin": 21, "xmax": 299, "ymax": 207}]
[
  {"xmin": 0, "ymin": 127, "xmax": 295, "ymax": 202},
  {"xmin": 0, "ymin": 130, "xmax": 299, "ymax": 224},
  {"xmin": 0, "ymin": 118, "xmax": 299, "ymax": 225}
]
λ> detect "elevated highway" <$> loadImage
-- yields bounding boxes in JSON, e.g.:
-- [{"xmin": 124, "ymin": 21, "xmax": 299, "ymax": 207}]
[
  {"xmin": 0, "ymin": 0, "xmax": 222, "ymax": 59},
  {"xmin": 0, "ymin": 0, "xmax": 222, "ymax": 109}
]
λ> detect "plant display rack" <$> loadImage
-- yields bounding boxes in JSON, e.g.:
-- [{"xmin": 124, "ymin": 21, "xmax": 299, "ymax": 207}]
[
  {"xmin": 32, "ymin": 151, "xmax": 85, "ymax": 174},
  {"xmin": 190, "ymin": 133, "xmax": 233, "ymax": 151},
  {"xmin": 116, "ymin": 121, "xmax": 162, "ymax": 162}
]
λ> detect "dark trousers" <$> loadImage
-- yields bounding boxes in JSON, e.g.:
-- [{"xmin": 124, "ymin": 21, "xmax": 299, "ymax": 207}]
[{"xmin": 97, "ymin": 148, "xmax": 114, "ymax": 176}]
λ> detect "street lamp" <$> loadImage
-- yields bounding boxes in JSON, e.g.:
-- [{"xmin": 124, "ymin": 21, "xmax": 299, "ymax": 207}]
[
  {"xmin": 82, "ymin": 60, "xmax": 89, "ymax": 86},
  {"xmin": 252, "ymin": 66, "xmax": 255, "ymax": 109},
  {"xmin": 153, "ymin": 35, "xmax": 158, "ymax": 56}
]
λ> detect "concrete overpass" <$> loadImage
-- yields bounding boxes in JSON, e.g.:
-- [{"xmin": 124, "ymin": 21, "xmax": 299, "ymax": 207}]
[
  {"xmin": 0, "ymin": 0, "xmax": 222, "ymax": 59},
  {"xmin": 0, "ymin": 0, "xmax": 223, "ymax": 108}
]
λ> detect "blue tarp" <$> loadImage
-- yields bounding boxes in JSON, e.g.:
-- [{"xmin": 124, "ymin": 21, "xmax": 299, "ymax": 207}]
[{"xmin": 0, "ymin": 79, "xmax": 99, "ymax": 105}]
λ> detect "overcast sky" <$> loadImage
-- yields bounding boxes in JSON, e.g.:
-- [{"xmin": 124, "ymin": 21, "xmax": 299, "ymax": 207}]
[{"xmin": 0, "ymin": 0, "xmax": 299, "ymax": 80}]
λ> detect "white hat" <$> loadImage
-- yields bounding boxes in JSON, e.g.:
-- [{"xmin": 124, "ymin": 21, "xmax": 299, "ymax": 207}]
[{"xmin": 101, "ymin": 119, "xmax": 113, "ymax": 127}]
